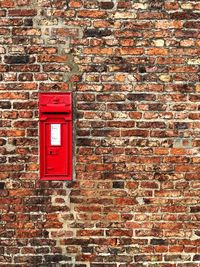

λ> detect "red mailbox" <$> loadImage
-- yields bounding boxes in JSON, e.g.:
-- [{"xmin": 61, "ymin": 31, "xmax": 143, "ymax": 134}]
[{"xmin": 39, "ymin": 93, "xmax": 72, "ymax": 180}]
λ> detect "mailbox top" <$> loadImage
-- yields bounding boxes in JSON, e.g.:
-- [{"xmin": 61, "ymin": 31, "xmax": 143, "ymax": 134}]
[{"xmin": 39, "ymin": 93, "xmax": 72, "ymax": 113}]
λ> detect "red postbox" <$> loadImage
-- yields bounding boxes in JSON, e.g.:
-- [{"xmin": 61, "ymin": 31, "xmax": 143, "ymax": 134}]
[{"xmin": 39, "ymin": 93, "xmax": 72, "ymax": 180}]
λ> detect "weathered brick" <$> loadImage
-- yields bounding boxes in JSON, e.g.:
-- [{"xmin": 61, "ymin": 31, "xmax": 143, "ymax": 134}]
[
  {"xmin": 84, "ymin": 47, "xmax": 113, "ymax": 55},
  {"xmin": 52, "ymin": 28, "xmax": 79, "ymax": 38},
  {"xmin": 119, "ymin": 48, "xmax": 144, "ymax": 55},
  {"xmin": 146, "ymin": 48, "xmax": 168, "ymax": 55},
  {"xmin": 0, "ymin": 0, "xmax": 15, "ymax": 8},
  {"xmin": 0, "ymin": 0, "xmax": 200, "ymax": 266},
  {"xmin": 115, "ymin": 12, "xmax": 137, "ymax": 19},
  {"xmin": 99, "ymin": 2, "xmax": 114, "ymax": 9},
  {"xmin": 0, "ymin": 101, "xmax": 11, "ymax": 109},
  {"xmin": 193, "ymin": 255, "xmax": 200, "ymax": 261},
  {"xmin": 12, "ymin": 28, "xmax": 41, "ymax": 36},
  {"xmin": 155, "ymin": 20, "xmax": 183, "ymax": 29},
  {"xmin": 77, "ymin": 10, "xmax": 106, "ymax": 18},
  {"xmin": 0, "ymin": 182, "xmax": 5, "ymax": 189},
  {"xmin": 4, "ymin": 55, "xmax": 29, "ymax": 64},
  {"xmin": 8, "ymin": 9, "xmax": 37, "ymax": 16},
  {"xmin": 84, "ymin": 29, "xmax": 112, "ymax": 38}
]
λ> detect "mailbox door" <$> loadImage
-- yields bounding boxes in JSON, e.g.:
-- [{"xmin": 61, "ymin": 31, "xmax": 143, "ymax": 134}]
[{"xmin": 40, "ymin": 116, "xmax": 72, "ymax": 180}]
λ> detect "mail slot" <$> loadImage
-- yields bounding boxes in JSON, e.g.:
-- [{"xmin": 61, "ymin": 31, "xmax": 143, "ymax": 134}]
[{"xmin": 39, "ymin": 93, "xmax": 72, "ymax": 180}]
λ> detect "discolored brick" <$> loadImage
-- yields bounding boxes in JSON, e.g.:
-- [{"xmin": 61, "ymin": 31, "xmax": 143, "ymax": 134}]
[
  {"xmin": 4, "ymin": 55, "xmax": 29, "ymax": 64},
  {"xmin": 0, "ymin": 101, "xmax": 11, "ymax": 109}
]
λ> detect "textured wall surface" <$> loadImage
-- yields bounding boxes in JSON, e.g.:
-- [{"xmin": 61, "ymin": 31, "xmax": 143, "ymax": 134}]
[{"xmin": 0, "ymin": 0, "xmax": 200, "ymax": 266}]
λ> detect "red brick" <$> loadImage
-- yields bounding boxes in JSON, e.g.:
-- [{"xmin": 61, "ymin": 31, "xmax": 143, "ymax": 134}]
[
  {"xmin": 77, "ymin": 10, "xmax": 106, "ymax": 18},
  {"xmin": 77, "ymin": 230, "xmax": 104, "ymax": 237},
  {"xmin": 155, "ymin": 21, "xmax": 183, "ymax": 29},
  {"xmin": 165, "ymin": 2, "xmax": 179, "ymax": 10},
  {"xmin": 84, "ymin": 47, "xmax": 113, "ymax": 55},
  {"xmin": 119, "ymin": 48, "xmax": 144, "ymax": 55},
  {"xmin": 8, "ymin": 9, "xmax": 37, "ymax": 16},
  {"xmin": 0, "ymin": 0, "xmax": 15, "ymax": 8},
  {"xmin": 106, "ymin": 229, "xmax": 133, "ymax": 237},
  {"xmin": 146, "ymin": 48, "xmax": 168, "ymax": 55},
  {"xmin": 12, "ymin": 28, "xmax": 41, "ymax": 36},
  {"xmin": 52, "ymin": 28, "xmax": 79, "ymax": 37}
]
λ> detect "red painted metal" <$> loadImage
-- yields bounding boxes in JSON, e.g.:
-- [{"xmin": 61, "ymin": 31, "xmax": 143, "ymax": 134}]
[{"xmin": 39, "ymin": 93, "xmax": 72, "ymax": 180}]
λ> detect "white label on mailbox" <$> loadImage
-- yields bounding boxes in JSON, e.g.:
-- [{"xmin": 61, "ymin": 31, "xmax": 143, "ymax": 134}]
[{"xmin": 51, "ymin": 124, "xmax": 61, "ymax": 146}]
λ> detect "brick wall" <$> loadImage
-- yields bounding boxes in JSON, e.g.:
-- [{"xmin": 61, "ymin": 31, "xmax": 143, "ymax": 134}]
[{"xmin": 0, "ymin": 0, "xmax": 200, "ymax": 266}]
